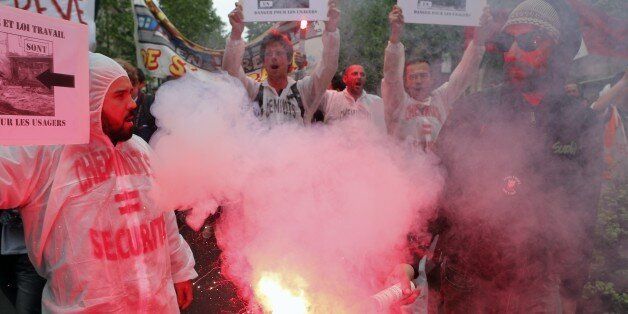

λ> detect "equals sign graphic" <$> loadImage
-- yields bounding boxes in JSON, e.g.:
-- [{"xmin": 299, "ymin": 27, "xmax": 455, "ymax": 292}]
[{"xmin": 114, "ymin": 190, "xmax": 141, "ymax": 215}]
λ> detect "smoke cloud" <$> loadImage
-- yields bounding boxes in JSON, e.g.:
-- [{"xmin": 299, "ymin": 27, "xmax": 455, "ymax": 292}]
[{"xmin": 149, "ymin": 72, "xmax": 444, "ymax": 311}]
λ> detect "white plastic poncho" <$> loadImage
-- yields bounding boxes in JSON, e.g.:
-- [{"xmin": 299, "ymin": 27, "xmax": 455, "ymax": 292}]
[{"xmin": 0, "ymin": 53, "xmax": 197, "ymax": 313}]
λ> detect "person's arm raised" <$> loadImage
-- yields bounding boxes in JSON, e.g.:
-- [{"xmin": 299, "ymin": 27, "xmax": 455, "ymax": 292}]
[
  {"xmin": 298, "ymin": 0, "xmax": 341, "ymax": 115},
  {"xmin": 223, "ymin": 3, "xmax": 259, "ymax": 100},
  {"xmin": 382, "ymin": 5, "xmax": 407, "ymax": 134},
  {"xmin": 439, "ymin": 7, "xmax": 495, "ymax": 110}
]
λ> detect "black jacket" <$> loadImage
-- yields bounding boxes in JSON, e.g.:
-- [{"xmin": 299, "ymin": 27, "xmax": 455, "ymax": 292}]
[{"xmin": 435, "ymin": 84, "xmax": 603, "ymax": 298}]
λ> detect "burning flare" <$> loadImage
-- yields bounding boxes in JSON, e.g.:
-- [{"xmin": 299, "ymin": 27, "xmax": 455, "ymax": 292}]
[{"xmin": 255, "ymin": 272, "xmax": 310, "ymax": 314}]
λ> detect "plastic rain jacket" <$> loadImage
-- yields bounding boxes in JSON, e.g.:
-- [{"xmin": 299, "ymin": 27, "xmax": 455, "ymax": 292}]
[{"xmin": 0, "ymin": 53, "xmax": 197, "ymax": 313}]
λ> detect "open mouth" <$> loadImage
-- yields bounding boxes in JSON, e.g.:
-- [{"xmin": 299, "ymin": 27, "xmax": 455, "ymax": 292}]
[{"xmin": 270, "ymin": 65, "xmax": 279, "ymax": 70}]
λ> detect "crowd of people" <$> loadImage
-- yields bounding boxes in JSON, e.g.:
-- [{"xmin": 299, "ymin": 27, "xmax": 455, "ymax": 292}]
[{"xmin": 1, "ymin": 0, "xmax": 626, "ymax": 312}]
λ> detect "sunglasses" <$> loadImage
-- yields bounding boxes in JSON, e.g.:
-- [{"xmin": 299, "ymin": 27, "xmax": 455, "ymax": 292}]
[{"xmin": 493, "ymin": 30, "xmax": 550, "ymax": 53}]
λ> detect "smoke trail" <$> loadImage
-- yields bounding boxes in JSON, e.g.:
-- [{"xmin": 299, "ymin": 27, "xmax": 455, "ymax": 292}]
[{"xmin": 149, "ymin": 72, "xmax": 444, "ymax": 311}]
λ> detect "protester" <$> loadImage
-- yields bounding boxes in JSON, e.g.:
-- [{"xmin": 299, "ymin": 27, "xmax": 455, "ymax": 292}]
[
  {"xmin": 590, "ymin": 70, "xmax": 627, "ymax": 180},
  {"xmin": 0, "ymin": 53, "xmax": 197, "ymax": 313},
  {"xmin": 115, "ymin": 60, "xmax": 157, "ymax": 143},
  {"xmin": 396, "ymin": 0, "xmax": 603, "ymax": 311},
  {"xmin": 383, "ymin": 5, "xmax": 495, "ymax": 151},
  {"xmin": 590, "ymin": 70, "xmax": 627, "ymax": 113},
  {"xmin": 133, "ymin": 70, "xmax": 157, "ymax": 143},
  {"xmin": 0, "ymin": 210, "xmax": 46, "ymax": 314},
  {"xmin": 317, "ymin": 64, "xmax": 386, "ymax": 132},
  {"xmin": 223, "ymin": 0, "xmax": 340, "ymax": 126},
  {"xmin": 564, "ymin": 82, "xmax": 590, "ymax": 106},
  {"xmin": 564, "ymin": 82, "xmax": 581, "ymax": 98},
  {"xmin": 330, "ymin": 72, "xmax": 346, "ymax": 92}
]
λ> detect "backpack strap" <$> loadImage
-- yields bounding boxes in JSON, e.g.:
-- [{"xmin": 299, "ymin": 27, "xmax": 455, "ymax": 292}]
[
  {"xmin": 255, "ymin": 84, "xmax": 264, "ymax": 117},
  {"xmin": 288, "ymin": 83, "xmax": 305, "ymax": 119}
]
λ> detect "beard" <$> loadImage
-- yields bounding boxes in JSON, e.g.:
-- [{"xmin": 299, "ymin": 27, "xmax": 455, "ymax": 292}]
[
  {"xmin": 110, "ymin": 127, "xmax": 134, "ymax": 144},
  {"xmin": 101, "ymin": 118, "xmax": 134, "ymax": 145},
  {"xmin": 504, "ymin": 62, "xmax": 548, "ymax": 92},
  {"xmin": 348, "ymin": 83, "xmax": 363, "ymax": 95}
]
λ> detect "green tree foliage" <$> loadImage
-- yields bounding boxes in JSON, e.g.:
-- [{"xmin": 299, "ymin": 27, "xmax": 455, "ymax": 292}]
[
  {"xmin": 583, "ymin": 180, "xmax": 628, "ymax": 312},
  {"xmin": 159, "ymin": 0, "xmax": 225, "ymax": 49},
  {"xmin": 95, "ymin": 0, "xmax": 135, "ymax": 63},
  {"xmin": 246, "ymin": 22, "xmax": 275, "ymax": 41}
]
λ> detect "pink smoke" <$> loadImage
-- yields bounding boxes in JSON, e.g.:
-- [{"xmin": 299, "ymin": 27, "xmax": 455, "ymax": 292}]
[{"xmin": 150, "ymin": 73, "xmax": 443, "ymax": 311}]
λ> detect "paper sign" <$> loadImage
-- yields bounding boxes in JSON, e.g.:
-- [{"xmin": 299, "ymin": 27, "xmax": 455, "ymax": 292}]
[
  {"xmin": 398, "ymin": 0, "xmax": 486, "ymax": 26},
  {"xmin": 242, "ymin": 0, "xmax": 327, "ymax": 22},
  {"xmin": 0, "ymin": 6, "xmax": 89, "ymax": 145}
]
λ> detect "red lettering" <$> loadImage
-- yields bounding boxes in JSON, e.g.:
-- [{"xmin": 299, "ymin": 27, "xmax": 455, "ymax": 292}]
[
  {"xmin": 91, "ymin": 220, "xmax": 166, "ymax": 261},
  {"xmin": 101, "ymin": 231, "xmax": 117, "ymax": 260},
  {"xmin": 115, "ymin": 228, "xmax": 130, "ymax": 259},
  {"xmin": 141, "ymin": 49, "xmax": 161, "ymax": 70},
  {"xmin": 94, "ymin": 152, "xmax": 109, "ymax": 179},
  {"xmin": 140, "ymin": 224, "xmax": 154, "ymax": 253},
  {"xmin": 89, "ymin": 229, "xmax": 103, "ymax": 259},
  {"xmin": 160, "ymin": 216, "xmax": 167, "ymax": 243},
  {"xmin": 118, "ymin": 155, "xmax": 135, "ymax": 176},
  {"xmin": 129, "ymin": 156, "xmax": 142, "ymax": 174},
  {"xmin": 100, "ymin": 151, "xmax": 114, "ymax": 177},
  {"xmin": 169, "ymin": 55, "xmax": 186, "ymax": 77},
  {"xmin": 50, "ymin": 0, "xmax": 76, "ymax": 21},
  {"xmin": 115, "ymin": 190, "xmax": 141, "ymax": 215},
  {"xmin": 13, "ymin": 0, "xmax": 47, "ymax": 14},
  {"xmin": 126, "ymin": 152, "xmax": 147, "ymax": 175},
  {"xmin": 73, "ymin": 0, "xmax": 86, "ymax": 24},
  {"xmin": 13, "ymin": 0, "xmax": 30, "ymax": 9},
  {"xmin": 87, "ymin": 154, "xmax": 108, "ymax": 186},
  {"xmin": 150, "ymin": 216, "xmax": 166, "ymax": 246},
  {"xmin": 129, "ymin": 226, "xmax": 142, "ymax": 256},
  {"xmin": 75, "ymin": 157, "xmax": 94, "ymax": 192},
  {"xmin": 119, "ymin": 203, "xmax": 141, "ymax": 215}
]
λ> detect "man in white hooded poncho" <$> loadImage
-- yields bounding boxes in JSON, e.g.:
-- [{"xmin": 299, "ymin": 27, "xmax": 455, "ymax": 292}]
[{"xmin": 0, "ymin": 53, "xmax": 197, "ymax": 313}]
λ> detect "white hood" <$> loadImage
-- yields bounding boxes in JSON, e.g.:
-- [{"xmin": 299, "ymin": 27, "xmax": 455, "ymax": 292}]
[{"xmin": 88, "ymin": 52, "xmax": 127, "ymax": 141}]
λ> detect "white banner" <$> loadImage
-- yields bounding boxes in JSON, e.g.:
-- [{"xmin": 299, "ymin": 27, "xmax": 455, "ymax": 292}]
[
  {"xmin": 397, "ymin": 0, "xmax": 486, "ymax": 26},
  {"xmin": 242, "ymin": 0, "xmax": 327, "ymax": 22},
  {"xmin": 0, "ymin": 0, "xmax": 96, "ymax": 50}
]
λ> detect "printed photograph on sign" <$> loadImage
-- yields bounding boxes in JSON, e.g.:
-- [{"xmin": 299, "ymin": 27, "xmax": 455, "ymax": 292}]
[
  {"xmin": 398, "ymin": 0, "xmax": 486, "ymax": 26},
  {"xmin": 258, "ymin": 0, "xmax": 310, "ymax": 9},
  {"xmin": 0, "ymin": 32, "xmax": 54, "ymax": 116},
  {"xmin": 418, "ymin": 0, "xmax": 466, "ymax": 11}
]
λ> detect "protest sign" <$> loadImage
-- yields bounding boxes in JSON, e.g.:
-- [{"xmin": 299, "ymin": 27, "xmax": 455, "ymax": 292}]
[
  {"xmin": 242, "ymin": 0, "xmax": 327, "ymax": 22},
  {"xmin": 398, "ymin": 0, "xmax": 486, "ymax": 26},
  {"xmin": 0, "ymin": 5, "xmax": 89, "ymax": 145}
]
